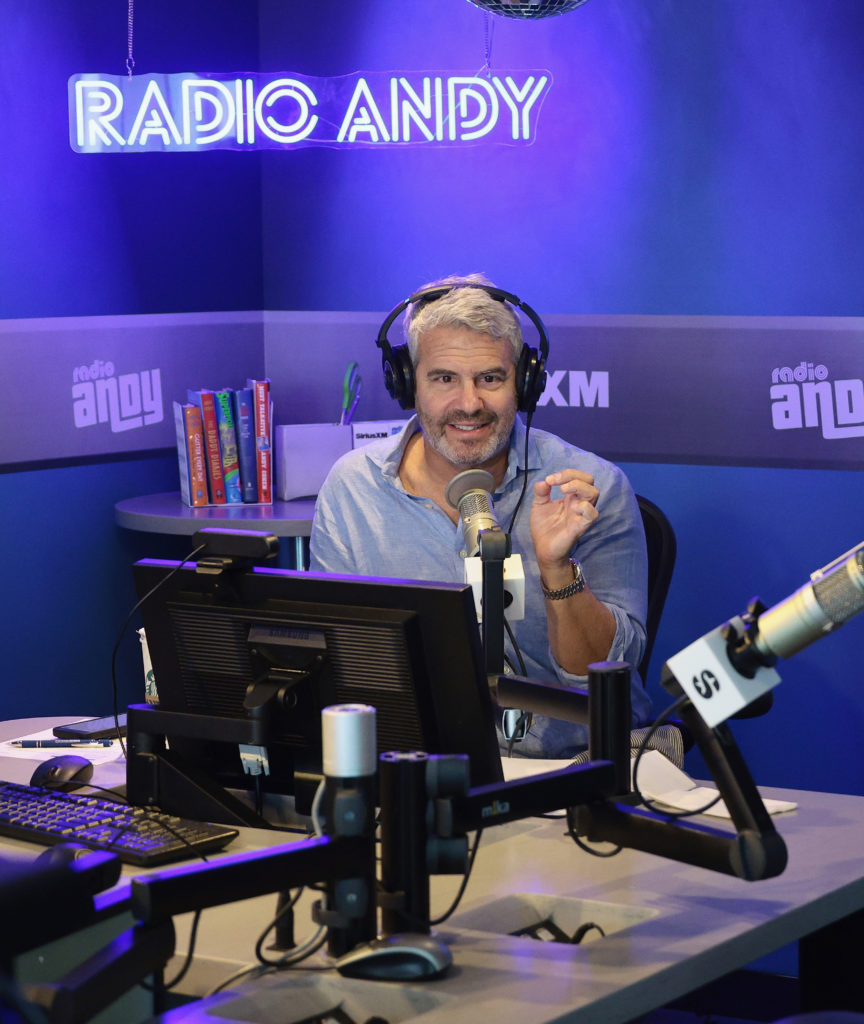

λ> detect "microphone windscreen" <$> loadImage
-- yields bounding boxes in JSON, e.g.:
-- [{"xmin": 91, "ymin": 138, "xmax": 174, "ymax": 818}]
[
  {"xmin": 322, "ymin": 704, "xmax": 377, "ymax": 778},
  {"xmin": 444, "ymin": 469, "xmax": 495, "ymax": 509}
]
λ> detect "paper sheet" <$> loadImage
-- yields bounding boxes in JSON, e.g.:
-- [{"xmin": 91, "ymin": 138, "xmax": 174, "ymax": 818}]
[
  {"xmin": 632, "ymin": 749, "xmax": 797, "ymax": 818},
  {"xmin": 0, "ymin": 727, "xmax": 123, "ymax": 766},
  {"xmin": 501, "ymin": 750, "xmax": 797, "ymax": 818}
]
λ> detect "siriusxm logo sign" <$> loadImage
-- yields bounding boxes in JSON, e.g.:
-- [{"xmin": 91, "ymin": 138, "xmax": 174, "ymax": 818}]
[
  {"xmin": 68, "ymin": 70, "xmax": 552, "ymax": 153},
  {"xmin": 72, "ymin": 360, "xmax": 164, "ymax": 434},
  {"xmin": 770, "ymin": 361, "xmax": 864, "ymax": 440},
  {"xmin": 538, "ymin": 370, "xmax": 610, "ymax": 408}
]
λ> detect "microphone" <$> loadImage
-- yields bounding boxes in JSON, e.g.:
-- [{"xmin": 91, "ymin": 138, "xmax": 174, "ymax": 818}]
[
  {"xmin": 444, "ymin": 469, "xmax": 502, "ymax": 556},
  {"xmin": 667, "ymin": 542, "xmax": 864, "ymax": 728},
  {"xmin": 445, "ymin": 470, "xmax": 528, "ymax": 741},
  {"xmin": 444, "ymin": 469, "xmax": 525, "ymax": 622},
  {"xmin": 729, "ymin": 542, "xmax": 864, "ymax": 674},
  {"xmin": 321, "ymin": 703, "xmax": 377, "ymax": 780}
]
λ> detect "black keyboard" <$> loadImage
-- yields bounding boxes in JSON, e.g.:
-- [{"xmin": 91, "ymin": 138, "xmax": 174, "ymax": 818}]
[{"xmin": 0, "ymin": 781, "xmax": 239, "ymax": 867}]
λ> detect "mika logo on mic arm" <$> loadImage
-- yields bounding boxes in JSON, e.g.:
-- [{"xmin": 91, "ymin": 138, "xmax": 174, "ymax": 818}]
[{"xmin": 375, "ymin": 284, "xmax": 549, "ymax": 413}]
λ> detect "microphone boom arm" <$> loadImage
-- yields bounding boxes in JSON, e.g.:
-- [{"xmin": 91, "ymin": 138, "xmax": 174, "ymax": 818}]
[{"xmin": 572, "ymin": 662, "xmax": 788, "ymax": 881}]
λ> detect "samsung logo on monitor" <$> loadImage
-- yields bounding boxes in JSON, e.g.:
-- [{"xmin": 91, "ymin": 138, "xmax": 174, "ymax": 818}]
[{"xmin": 68, "ymin": 70, "xmax": 552, "ymax": 153}]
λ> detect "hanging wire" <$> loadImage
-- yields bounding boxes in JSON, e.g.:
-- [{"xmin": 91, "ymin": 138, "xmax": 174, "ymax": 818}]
[
  {"xmin": 482, "ymin": 12, "xmax": 496, "ymax": 77},
  {"xmin": 126, "ymin": 0, "xmax": 135, "ymax": 76}
]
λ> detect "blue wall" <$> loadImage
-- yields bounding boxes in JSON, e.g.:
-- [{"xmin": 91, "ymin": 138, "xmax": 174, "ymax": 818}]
[
  {"xmin": 258, "ymin": 0, "xmax": 864, "ymax": 798},
  {"xmin": 1, "ymin": 1, "xmax": 862, "ymax": 811}
]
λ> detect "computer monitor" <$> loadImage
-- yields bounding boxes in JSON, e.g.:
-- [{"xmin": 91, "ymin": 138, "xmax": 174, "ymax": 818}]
[{"xmin": 129, "ymin": 557, "xmax": 504, "ymax": 824}]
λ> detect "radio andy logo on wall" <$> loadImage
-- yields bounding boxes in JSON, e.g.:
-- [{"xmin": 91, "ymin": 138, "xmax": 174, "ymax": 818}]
[
  {"xmin": 770, "ymin": 361, "xmax": 864, "ymax": 440},
  {"xmin": 72, "ymin": 360, "xmax": 164, "ymax": 433}
]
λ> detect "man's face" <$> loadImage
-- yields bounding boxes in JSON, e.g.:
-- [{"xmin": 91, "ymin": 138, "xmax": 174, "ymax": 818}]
[{"xmin": 413, "ymin": 325, "xmax": 518, "ymax": 469}]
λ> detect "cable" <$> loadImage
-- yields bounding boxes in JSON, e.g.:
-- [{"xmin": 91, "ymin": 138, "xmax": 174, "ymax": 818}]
[
  {"xmin": 505, "ymin": 713, "xmax": 531, "ymax": 757},
  {"xmin": 205, "ymin": 963, "xmax": 267, "ymax": 996},
  {"xmin": 253, "ymin": 888, "xmax": 305, "ymax": 966},
  {"xmin": 563, "ymin": 811, "xmax": 623, "ymax": 858},
  {"xmin": 631, "ymin": 696, "xmax": 724, "ymax": 820},
  {"xmin": 503, "ymin": 616, "xmax": 527, "ymax": 676},
  {"xmin": 570, "ymin": 922, "xmax": 606, "ymax": 944},
  {"xmin": 563, "ymin": 742, "xmax": 624, "ymax": 857},
  {"xmin": 139, "ymin": 910, "xmax": 202, "ymax": 993},
  {"xmin": 109, "ymin": 541, "xmax": 206, "ymax": 758},
  {"xmin": 309, "ymin": 778, "xmax": 327, "ymax": 837},
  {"xmin": 506, "ymin": 408, "xmax": 534, "ymax": 536},
  {"xmin": 500, "ymin": 411, "xmax": 534, "ymax": 758},
  {"xmin": 429, "ymin": 829, "xmax": 483, "ymax": 926},
  {"xmin": 502, "ymin": 616, "xmax": 531, "ymax": 757}
]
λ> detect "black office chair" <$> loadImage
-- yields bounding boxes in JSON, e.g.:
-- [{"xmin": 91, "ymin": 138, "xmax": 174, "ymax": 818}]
[
  {"xmin": 635, "ymin": 493, "xmax": 677, "ymax": 687},
  {"xmin": 626, "ymin": 494, "xmax": 689, "ymax": 764},
  {"xmin": 636, "ymin": 492, "xmax": 773, "ymax": 722},
  {"xmin": 569, "ymin": 494, "xmax": 684, "ymax": 767}
]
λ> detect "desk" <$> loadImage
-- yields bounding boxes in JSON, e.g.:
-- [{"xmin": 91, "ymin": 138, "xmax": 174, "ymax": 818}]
[
  {"xmin": 3, "ymin": 719, "xmax": 864, "ymax": 1024},
  {"xmin": 134, "ymin": 783, "xmax": 864, "ymax": 1024},
  {"xmin": 114, "ymin": 492, "xmax": 315, "ymax": 568}
]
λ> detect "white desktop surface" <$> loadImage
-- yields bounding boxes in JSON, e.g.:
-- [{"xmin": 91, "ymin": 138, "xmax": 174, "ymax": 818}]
[{"xmin": 3, "ymin": 718, "xmax": 864, "ymax": 1024}]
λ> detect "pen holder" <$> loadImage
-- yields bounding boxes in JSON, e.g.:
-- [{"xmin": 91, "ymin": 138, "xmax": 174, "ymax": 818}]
[
  {"xmin": 275, "ymin": 420, "xmax": 408, "ymax": 501},
  {"xmin": 275, "ymin": 424, "xmax": 353, "ymax": 500}
]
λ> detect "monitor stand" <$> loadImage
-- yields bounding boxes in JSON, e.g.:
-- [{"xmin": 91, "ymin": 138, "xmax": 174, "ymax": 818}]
[{"xmin": 125, "ymin": 703, "xmax": 316, "ymax": 829}]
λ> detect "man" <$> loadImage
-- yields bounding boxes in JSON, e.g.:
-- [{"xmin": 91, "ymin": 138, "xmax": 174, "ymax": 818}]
[{"xmin": 310, "ymin": 274, "xmax": 651, "ymax": 757}]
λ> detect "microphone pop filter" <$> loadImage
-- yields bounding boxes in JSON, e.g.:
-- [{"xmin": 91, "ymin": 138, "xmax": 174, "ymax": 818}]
[{"xmin": 444, "ymin": 469, "xmax": 495, "ymax": 509}]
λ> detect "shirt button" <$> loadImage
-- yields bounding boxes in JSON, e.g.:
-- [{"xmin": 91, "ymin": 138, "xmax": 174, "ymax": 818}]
[{"xmin": 460, "ymin": 549, "xmax": 467, "ymax": 558}]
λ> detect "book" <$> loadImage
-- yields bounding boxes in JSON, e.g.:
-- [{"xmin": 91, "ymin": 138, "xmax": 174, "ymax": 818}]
[
  {"xmin": 246, "ymin": 378, "xmax": 273, "ymax": 504},
  {"xmin": 174, "ymin": 401, "xmax": 208, "ymax": 507},
  {"xmin": 214, "ymin": 388, "xmax": 243, "ymax": 504},
  {"xmin": 232, "ymin": 386, "xmax": 258, "ymax": 503},
  {"xmin": 187, "ymin": 389, "xmax": 226, "ymax": 504}
]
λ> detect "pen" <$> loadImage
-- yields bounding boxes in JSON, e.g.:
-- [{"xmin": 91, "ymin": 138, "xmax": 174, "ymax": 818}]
[
  {"xmin": 340, "ymin": 361, "xmax": 361, "ymax": 425},
  {"xmin": 9, "ymin": 739, "xmax": 115, "ymax": 749}
]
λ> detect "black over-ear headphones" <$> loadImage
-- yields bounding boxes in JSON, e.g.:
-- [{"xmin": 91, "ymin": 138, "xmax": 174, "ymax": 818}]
[{"xmin": 375, "ymin": 284, "xmax": 550, "ymax": 414}]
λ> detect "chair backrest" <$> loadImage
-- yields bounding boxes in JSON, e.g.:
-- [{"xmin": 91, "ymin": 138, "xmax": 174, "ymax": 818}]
[{"xmin": 636, "ymin": 494, "xmax": 677, "ymax": 685}]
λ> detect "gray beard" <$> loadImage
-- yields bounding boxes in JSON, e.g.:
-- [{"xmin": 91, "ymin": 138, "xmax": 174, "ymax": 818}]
[{"xmin": 417, "ymin": 409, "xmax": 515, "ymax": 467}]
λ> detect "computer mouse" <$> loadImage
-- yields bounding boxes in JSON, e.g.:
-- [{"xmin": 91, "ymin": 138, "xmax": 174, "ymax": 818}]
[
  {"xmin": 30, "ymin": 754, "xmax": 94, "ymax": 792},
  {"xmin": 34, "ymin": 842, "xmax": 94, "ymax": 866},
  {"xmin": 334, "ymin": 932, "xmax": 453, "ymax": 982}
]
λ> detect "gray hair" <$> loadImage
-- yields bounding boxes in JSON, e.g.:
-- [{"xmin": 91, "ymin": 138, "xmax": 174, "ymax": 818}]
[{"xmin": 403, "ymin": 273, "xmax": 523, "ymax": 364}]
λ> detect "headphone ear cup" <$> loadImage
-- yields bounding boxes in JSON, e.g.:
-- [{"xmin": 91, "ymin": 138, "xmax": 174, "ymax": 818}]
[
  {"xmin": 516, "ymin": 344, "xmax": 545, "ymax": 414},
  {"xmin": 383, "ymin": 343, "xmax": 416, "ymax": 410}
]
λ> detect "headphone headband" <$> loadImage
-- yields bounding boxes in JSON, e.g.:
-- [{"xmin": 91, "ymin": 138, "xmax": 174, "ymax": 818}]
[{"xmin": 375, "ymin": 283, "xmax": 549, "ymax": 413}]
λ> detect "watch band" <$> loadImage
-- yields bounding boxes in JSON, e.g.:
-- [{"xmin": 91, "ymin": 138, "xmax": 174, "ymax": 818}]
[{"xmin": 540, "ymin": 558, "xmax": 585, "ymax": 601}]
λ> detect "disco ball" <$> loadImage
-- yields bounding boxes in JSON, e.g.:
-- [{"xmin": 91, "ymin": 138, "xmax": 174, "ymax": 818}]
[{"xmin": 465, "ymin": 0, "xmax": 591, "ymax": 19}]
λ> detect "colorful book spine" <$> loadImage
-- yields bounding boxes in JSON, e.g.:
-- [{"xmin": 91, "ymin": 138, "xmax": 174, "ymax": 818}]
[
  {"xmin": 214, "ymin": 388, "xmax": 243, "ymax": 504},
  {"xmin": 174, "ymin": 401, "xmax": 208, "ymax": 507},
  {"xmin": 246, "ymin": 378, "xmax": 273, "ymax": 504},
  {"xmin": 233, "ymin": 386, "xmax": 258, "ymax": 503},
  {"xmin": 187, "ymin": 389, "xmax": 226, "ymax": 504}
]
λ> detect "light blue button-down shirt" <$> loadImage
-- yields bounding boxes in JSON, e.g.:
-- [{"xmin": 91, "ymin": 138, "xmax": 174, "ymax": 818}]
[{"xmin": 310, "ymin": 415, "xmax": 652, "ymax": 757}]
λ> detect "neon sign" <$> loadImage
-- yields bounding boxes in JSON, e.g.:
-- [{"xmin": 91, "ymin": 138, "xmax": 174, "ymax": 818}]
[{"xmin": 68, "ymin": 70, "xmax": 552, "ymax": 153}]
